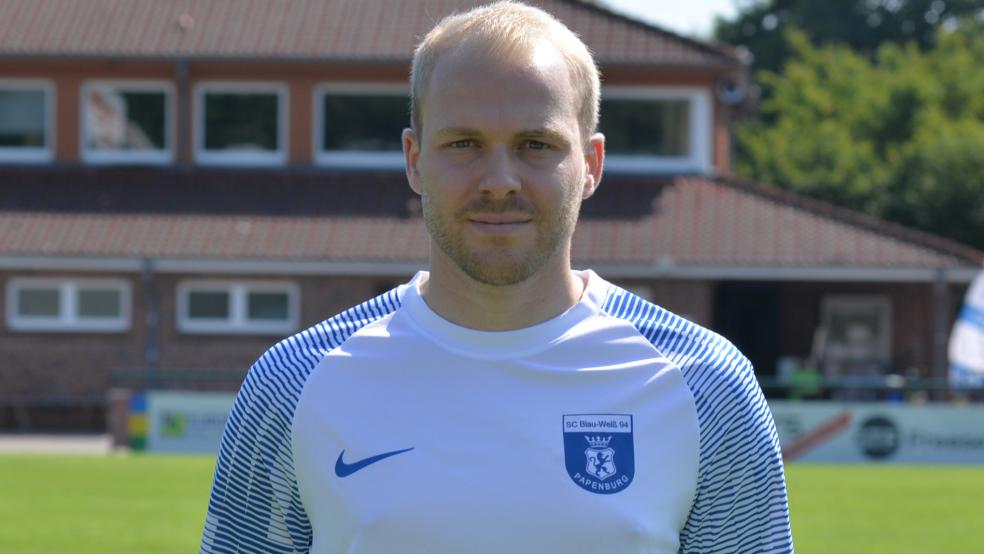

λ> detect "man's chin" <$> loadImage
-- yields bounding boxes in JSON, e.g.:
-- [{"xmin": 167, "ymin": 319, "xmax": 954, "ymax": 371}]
[
  {"xmin": 455, "ymin": 253, "xmax": 539, "ymax": 287},
  {"xmin": 462, "ymin": 270, "xmax": 532, "ymax": 287}
]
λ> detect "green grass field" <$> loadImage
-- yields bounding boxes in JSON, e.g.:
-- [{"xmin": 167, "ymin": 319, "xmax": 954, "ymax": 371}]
[
  {"xmin": 787, "ymin": 465, "xmax": 984, "ymax": 553},
  {"xmin": 1, "ymin": 455, "xmax": 982, "ymax": 553},
  {"xmin": 0, "ymin": 454, "xmax": 214, "ymax": 554}
]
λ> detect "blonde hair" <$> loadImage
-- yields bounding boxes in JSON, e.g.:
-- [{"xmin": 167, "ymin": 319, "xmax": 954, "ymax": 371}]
[{"xmin": 409, "ymin": 1, "xmax": 600, "ymax": 138}]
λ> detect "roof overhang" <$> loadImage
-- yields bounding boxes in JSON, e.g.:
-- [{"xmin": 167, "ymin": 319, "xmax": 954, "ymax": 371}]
[
  {"xmin": 0, "ymin": 255, "xmax": 978, "ymax": 284},
  {"xmin": 589, "ymin": 262, "xmax": 982, "ymax": 283}
]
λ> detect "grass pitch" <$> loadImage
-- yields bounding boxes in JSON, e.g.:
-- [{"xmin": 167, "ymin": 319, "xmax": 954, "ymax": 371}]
[
  {"xmin": 0, "ymin": 454, "xmax": 982, "ymax": 553},
  {"xmin": 0, "ymin": 454, "xmax": 215, "ymax": 554},
  {"xmin": 786, "ymin": 464, "xmax": 984, "ymax": 553}
]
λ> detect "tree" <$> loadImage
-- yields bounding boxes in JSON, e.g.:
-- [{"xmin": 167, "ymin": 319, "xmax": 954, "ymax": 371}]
[
  {"xmin": 885, "ymin": 119, "xmax": 984, "ymax": 248},
  {"xmin": 733, "ymin": 22, "xmax": 984, "ymax": 249},
  {"xmin": 714, "ymin": 0, "xmax": 983, "ymax": 74}
]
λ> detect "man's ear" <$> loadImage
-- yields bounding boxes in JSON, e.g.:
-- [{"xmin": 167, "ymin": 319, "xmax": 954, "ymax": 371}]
[
  {"xmin": 403, "ymin": 128, "xmax": 423, "ymax": 195},
  {"xmin": 581, "ymin": 132, "xmax": 605, "ymax": 200}
]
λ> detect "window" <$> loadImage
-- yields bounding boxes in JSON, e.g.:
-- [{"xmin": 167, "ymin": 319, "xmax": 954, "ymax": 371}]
[
  {"xmin": 195, "ymin": 83, "xmax": 287, "ymax": 166},
  {"xmin": 603, "ymin": 99, "xmax": 690, "ymax": 156},
  {"xmin": 0, "ymin": 80, "xmax": 53, "ymax": 163},
  {"xmin": 315, "ymin": 84, "xmax": 408, "ymax": 168},
  {"xmin": 819, "ymin": 295, "xmax": 892, "ymax": 377},
  {"xmin": 177, "ymin": 281, "xmax": 298, "ymax": 334},
  {"xmin": 81, "ymin": 81, "xmax": 172, "ymax": 164},
  {"xmin": 6, "ymin": 278, "xmax": 130, "ymax": 332},
  {"xmin": 600, "ymin": 87, "xmax": 711, "ymax": 173}
]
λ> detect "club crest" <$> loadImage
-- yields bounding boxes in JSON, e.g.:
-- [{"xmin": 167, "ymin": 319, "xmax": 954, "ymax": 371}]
[{"xmin": 563, "ymin": 414, "xmax": 634, "ymax": 494}]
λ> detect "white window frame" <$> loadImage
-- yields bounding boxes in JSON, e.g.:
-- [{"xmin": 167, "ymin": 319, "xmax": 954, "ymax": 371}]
[
  {"xmin": 194, "ymin": 81, "xmax": 288, "ymax": 166},
  {"xmin": 820, "ymin": 294, "xmax": 893, "ymax": 362},
  {"xmin": 80, "ymin": 80, "xmax": 175, "ymax": 165},
  {"xmin": 600, "ymin": 86, "xmax": 712, "ymax": 174},
  {"xmin": 313, "ymin": 82, "xmax": 408, "ymax": 169},
  {"xmin": 0, "ymin": 79, "xmax": 55, "ymax": 164},
  {"xmin": 6, "ymin": 277, "xmax": 131, "ymax": 332},
  {"xmin": 177, "ymin": 280, "xmax": 299, "ymax": 335}
]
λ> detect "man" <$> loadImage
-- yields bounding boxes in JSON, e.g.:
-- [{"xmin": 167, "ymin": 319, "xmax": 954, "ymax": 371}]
[{"xmin": 201, "ymin": 2, "xmax": 793, "ymax": 553}]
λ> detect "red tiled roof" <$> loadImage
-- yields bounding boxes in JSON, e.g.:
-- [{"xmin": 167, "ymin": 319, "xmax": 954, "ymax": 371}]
[
  {"xmin": 0, "ymin": 212, "xmax": 425, "ymax": 261},
  {"xmin": 574, "ymin": 177, "xmax": 982, "ymax": 268},
  {"xmin": 0, "ymin": 170, "xmax": 979, "ymax": 270},
  {"xmin": 0, "ymin": 0, "xmax": 737, "ymax": 67}
]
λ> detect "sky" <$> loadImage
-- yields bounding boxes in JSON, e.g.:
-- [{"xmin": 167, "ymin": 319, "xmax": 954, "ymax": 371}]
[{"xmin": 601, "ymin": 0, "xmax": 740, "ymax": 38}]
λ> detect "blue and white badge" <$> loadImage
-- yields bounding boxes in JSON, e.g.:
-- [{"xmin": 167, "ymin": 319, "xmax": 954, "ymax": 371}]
[{"xmin": 563, "ymin": 414, "xmax": 634, "ymax": 494}]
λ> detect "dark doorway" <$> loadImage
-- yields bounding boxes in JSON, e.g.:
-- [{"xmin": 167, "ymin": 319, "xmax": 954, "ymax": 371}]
[{"xmin": 713, "ymin": 282, "xmax": 782, "ymax": 377}]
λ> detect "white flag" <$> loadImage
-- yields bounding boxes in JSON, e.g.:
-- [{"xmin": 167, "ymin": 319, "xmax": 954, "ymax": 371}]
[{"xmin": 949, "ymin": 268, "xmax": 984, "ymax": 387}]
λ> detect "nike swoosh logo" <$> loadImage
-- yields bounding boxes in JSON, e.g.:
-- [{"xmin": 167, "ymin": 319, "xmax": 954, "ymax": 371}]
[{"xmin": 334, "ymin": 447, "xmax": 414, "ymax": 477}]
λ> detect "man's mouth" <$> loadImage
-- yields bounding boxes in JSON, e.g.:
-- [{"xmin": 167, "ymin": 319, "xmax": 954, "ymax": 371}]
[
  {"xmin": 466, "ymin": 214, "xmax": 533, "ymax": 232},
  {"xmin": 468, "ymin": 216, "xmax": 533, "ymax": 225}
]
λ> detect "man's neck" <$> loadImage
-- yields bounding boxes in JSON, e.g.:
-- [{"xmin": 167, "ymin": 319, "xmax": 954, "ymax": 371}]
[{"xmin": 419, "ymin": 257, "xmax": 586, "ymax": 332}]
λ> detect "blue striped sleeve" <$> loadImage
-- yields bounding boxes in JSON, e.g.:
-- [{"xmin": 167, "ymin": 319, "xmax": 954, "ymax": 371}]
[
  {"xmin": 603, "ymin": 286, "xmax": 793, "ymax": 554},
  {"xmin": 200, "ymin": 289, "xmax": 402, "ymax": 554}
]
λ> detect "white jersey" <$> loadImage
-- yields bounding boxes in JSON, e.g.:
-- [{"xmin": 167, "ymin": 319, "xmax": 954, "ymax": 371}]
[{"xmin": 202, "ymin": 271, "xmax": 792, "ymax": 554}]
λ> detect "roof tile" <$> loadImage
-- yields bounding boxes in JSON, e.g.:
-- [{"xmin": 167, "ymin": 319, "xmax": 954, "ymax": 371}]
[
  {"xmin": 0, "ymin": 0, "xmax": 736, "ymax": 66},
  {"xmin": 0, "ymin": 168, "xmax": 979, "ymax": 269}
]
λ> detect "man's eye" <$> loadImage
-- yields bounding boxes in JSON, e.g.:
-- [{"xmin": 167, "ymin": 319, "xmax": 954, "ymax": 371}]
[
  {"xmin": 449, "ymin": 139, "xmax": 476, "ymax": 148},
  {"xmin": 525, "ymin": 140, "xmax": 550, "ymax": 150}
]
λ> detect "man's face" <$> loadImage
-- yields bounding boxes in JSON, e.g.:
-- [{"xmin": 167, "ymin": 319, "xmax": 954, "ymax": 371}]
[{"xmin": 404, "ymin": 42, "xmax": 603, "ymax": 286}]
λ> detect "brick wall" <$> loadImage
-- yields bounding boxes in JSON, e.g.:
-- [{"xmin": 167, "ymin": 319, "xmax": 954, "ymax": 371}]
[
  {"xmin": 779, "ymin": 281, "xmax": 966, "ymax": 377},
  {"xmin": 0, "ymin": 269, "xmax": 407, "ymax": 430}
]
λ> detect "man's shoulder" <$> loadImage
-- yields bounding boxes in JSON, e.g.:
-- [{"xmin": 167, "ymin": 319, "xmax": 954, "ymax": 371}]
[
  {"xmin": 600, "ymin": 283, "xmax": 754, "ymax": 388},
  {"xmin": 245, "ymin": 286, "xmax": 405, "ymax": 401},
  {"xmin": 600, "ymin": 283, "xmax": 778, "ymax": 474}
]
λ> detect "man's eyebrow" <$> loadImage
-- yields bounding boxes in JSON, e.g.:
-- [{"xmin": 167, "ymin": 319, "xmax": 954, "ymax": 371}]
[
  {"xmin": 431, "ymin": 126, "xmax": 572, "ymax": 145},
  {"xmin": 518, "ymin": 127, "xmax": 572, "ymax": 145},
  {"xmin": 432, "ymin": 127, "xmax": 481, "ymax": 139}
]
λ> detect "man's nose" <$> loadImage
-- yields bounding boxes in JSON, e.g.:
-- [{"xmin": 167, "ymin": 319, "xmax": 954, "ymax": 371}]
[{"xmin": 478, "ymin": 146, "xmax": 521, "ymax": 197}]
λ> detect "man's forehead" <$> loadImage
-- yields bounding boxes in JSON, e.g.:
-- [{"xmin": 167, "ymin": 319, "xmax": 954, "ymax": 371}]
[
  {"xmin": 431, "ymin": 38, "xmax": 568, "ymax": 86},
  {"xmin": 418, "ymin": 37, "xmax": 581, "ymax": 140},
  {"xmin": 424, "ymin": 71, "xmax": 575, "ymax": 136}
]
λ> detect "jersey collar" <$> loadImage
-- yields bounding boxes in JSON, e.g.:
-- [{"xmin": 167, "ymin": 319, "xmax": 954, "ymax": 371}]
[{"xmin": 397, "ymin": 269, "xmax": 609, "ymax": 360}]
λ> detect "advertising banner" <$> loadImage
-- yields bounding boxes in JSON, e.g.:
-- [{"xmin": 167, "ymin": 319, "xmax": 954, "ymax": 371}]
[
  {"xmin": 146, "ymin": 391, "xmax": 235, "ymax": 454},
  {"xmin": 138, "ymin": 392, "xmax": 984, "ymax": 461},
  {"xmin": 771, "ymin": 401, "xmax": 984, "ymax": 464}
]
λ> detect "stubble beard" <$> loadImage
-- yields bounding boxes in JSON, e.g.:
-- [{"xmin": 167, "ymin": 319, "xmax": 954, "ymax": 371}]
[{"xmin": 421, "ymin": 186, "xmax": 582, "ymax": 287}]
